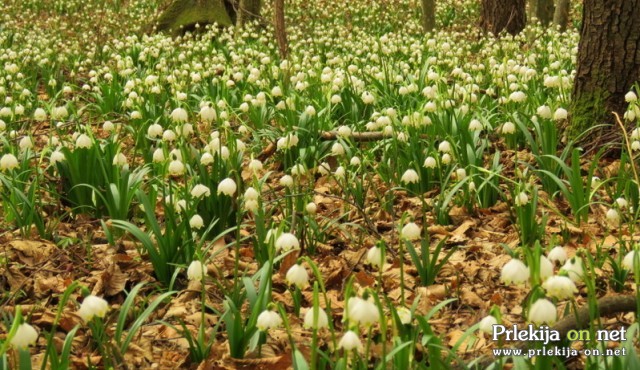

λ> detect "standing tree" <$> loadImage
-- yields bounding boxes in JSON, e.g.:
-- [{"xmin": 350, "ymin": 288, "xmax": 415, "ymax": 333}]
[
  {"xmin": 154, "ymin": 0, "xmax": 233, "ymax": 35},
  {"xmin": 421, "ymin": 0, "xmax": 436, "ymax": 33},
  {"xmin": 480, "ymin": 0, "xmax": 526, "ymax": 36},
  {"xmin": 553, "ymin": 0, "xmax": 570, "ymax": 32},
  {"xmin": 273, "ymin": 0, "xmax": 288, "ymax": 59},
  {"xmin": 571, "ymin": 0, "xmax": 640, "ymax": 139},
  {"xmin": 529, "ymin": 0, "xmax": 554, "ymax": 26},
  {"xmin": 237, "ymin": 0, "xmax": 262, "ymax": 28}
]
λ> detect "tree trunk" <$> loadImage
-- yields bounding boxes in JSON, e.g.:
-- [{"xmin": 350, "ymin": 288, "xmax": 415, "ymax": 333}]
[
  {"xmin": 237, "ymin": 0, "xmax": 262, "ymax": 28},
  {"xmin": 480, "ymin": 0, "xmax": 526, "ymax": 36},
  {"xmin": 154, "ymin": 0, "xmax": 232, "ymax": 35},
  {"xmin": 553, "ymin": 0, "xmax": 570, "ymax": 32},
  {"xmin": 535, "ymin": 0, "xmax": 554, "ymax": 26},
  {"xmin": 421, "ymin": 0, "xmax": 436, "ymax": 33},
  {"xmin": 273, "ymin": 0, "xmax": 288, "ymax": 59},
  {"xmin": 571, "ymin": 0, "xmax": 640, "ymax": 140}
]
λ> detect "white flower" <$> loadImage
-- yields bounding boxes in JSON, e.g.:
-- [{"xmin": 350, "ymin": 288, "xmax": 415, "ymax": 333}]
[
  {"xmin": 623, "ymin": 250, "xmax": 639, "ymax": 271},
  {"xmin": 338, "ymin": 331, "xmax": 363, "ymax": 351},
  {"xmin": 509, "ymin": 91, "xmax": 526, "ymax": 102},
  {"xmin": 303, "ymin": 307, "xmax": 329, "ymax": 329},
  {"xmin": 50, "ymin": 150, "xmax": 65, "ymax": 164},
  {"xmin": 77, "ymin": 295, "xmax": 109, "ymax": 322},
  {"xmin": 514, "ymin": 192, "xmax": 529, "ymax": 206},
  {"xmin": 153, "ymin": 149, "xmax": 165, "ymax": 163},
  {"xmin": 162, "ymin": 130, "xmax": 176, "ymax": 142},
  {"xmin": 337, "ymin": 125, "xmax": 352, "ymax": 137},
  {"xmin": 189, "ymin": 214, "xmax": 204, "ymax": 229},
  {"xmin": 469, "ymin": 119, "xmax": 483, "ymax": 131},
  {"xmin": 318, "ymin": 162, "xmax": 331, "ymax": 176},
  {"xmin": 286, "ymin": 264, "xmax": 309, "ymax": 288},
  {"xmin": 18, "ymin": 137, "xmax": 33, "ymax": 151},
  {"xmin": 11, "ymin": 323, "xmax": 38, "ymax": 349},
  {"xmin": 561, "ymin": 257, "xmax": 584, "ymax": 282},
  {"xmin": 548, "ymin": 246, "xmax": 568, "ymax": 265},
  {"xmin": 401, "ymin": 169, "xmax": 419, "ymax": 184},
  {"xmin": 33, "ymin": 108, "xmax": 47, "ymax": 121},
  {"xmin": 257, "ymin": 309, "xmax": 282, "ymax": 331},
  {"xmin": 424, "ymin": 156, "xmax": 437, "ymax": 168},
  {"xmin": 113, "ymin": 153, "xmax": 128, "ymax": 167},
  {"xmin": 306, "ymin": 202, "xmax": 317, "ymax": 215},
  {"xmin": 366, "ymin": 245, "xmax": 384, "ymax": 269},
  {"xmin": 441, "ymin": 153, "xmax": 452, "ymax": 165},
  {"xmin": 199, "ymin": 105, "xmax": 217, "ymax": 123},
  {"xmin": 51, "ymin": 106, "xmax": 68, "ymax": 120},
  {"xmin": 200, "ymin": 152, "xmax": 214, "ymax": 165},
  {"xmin": 501, "ymin": 122, "xmax": 516, "ymax": 134},
  {"xmin": 500, "ymin": 259, "xmax": 530, "ymax": 285},
  {"xmin": 275, "ymin": 233, "xmax": 299, "ymax": 251},
  {"xmin": 170, "ymin": 107, "xmax": 188, "ymax": 123},
  {"xmin": 244, "ymin": 199, "xmax": 259, "ymax": 213},
  {"xmin": 616, "ymin": 197, "xmax": 628, "ymax": 209},
  {"xmin": 542, "ymin": 275, "xmax": 577, "ymax": 300},
  {"xmin": 396, "ymin": 307, "xmax": 412, "ymax": 324},
  {"xmin": 191, "ymin": 184, "xmax": 211, "ymax": 198},
  {"xmin": 75, "ymin": 134, "xmax": 92, "ymax": 149},
  {"xmin": 0, "ymin": 153, "xmax": 19, "ymax": 171},
  {"xmin": 280, "ymin": 175, "xmax": 294, "ymax": 188},
  {"xmin": 553, "ymin": 108, "xmax": 568, "ymax": 121},
  {"xmin": 271, "ymin": 86, "xmax": 283, "ymax": 97},
  {"xmin": 350, "ymin": 156, "xmax": 361, "ymax": 166},
  {"xmin": 348, "ymin": 296, "xmax": 379, "ymax": 327},
  {"xmin": 331, "ymin": 142, "xmax": 345, "ymax": 156},
  {"xmin": 401, "ymin": 222, "xmax": 421, "ymax": 240},
  {"xmin": 536, "ymin": 105, "xmax": 552, "ymax": 119},
  {"xmin": 277, "ymin": 133, "xmax": 299, "ymax": 150},
  {"xmin": 438, "ymin": 140, "xmax": 451, "ymax": 153},
  {"xmin": 478, "ymin": 315, "xmax": 498, "ymax": 335},
  {"xmin": 626, "ymin": 91, "xmax": 638, "ymax": 103},
  {"xmin": 187, "ymin": 260, "xmax": 207, "ymax": 280},
  {"xmin": 103, "ymin": 121, "xmax": 115, "ymax": 132},
  {"xmin": 130, "ymin": 110, "xmax": 142, "ymax": 119},
  {"xmin": 217, "ymin": 178, "xmax": 237, "ymax": 196},
  {"xmin": 528, "ymin": 299, "xmax": 557, "ymax": 326},
  {"xmin": 361, "ymin": 91, "xmax": 375, "ymax": 104},
  {"xmin": 304, "ymin": 105, "xmax": 316, "ymax": 116},
  {"xmin": 606, "ymin": 208, "xmax": 620, "ymax": 227},
  {"xmin": 168, "ymin": 160, "xmax": 185, "ymax": 177},
  {"xmin": 248, "ymin": 159, "xmax": 263, "ymax": 172},
  {"xmin": 147, "ymin": 123, "xmax": 163, "ymax": 138},
  {"xmin": 539, "ymin": 256, "xmax": 554, "ymax": 280},
  {"xmin": 244, "ymin": 187, "xmax": 259, "ymax": 200},
  {"xmin": 456, "ymin": 168, "xmax": 467, "ymax": 180}
]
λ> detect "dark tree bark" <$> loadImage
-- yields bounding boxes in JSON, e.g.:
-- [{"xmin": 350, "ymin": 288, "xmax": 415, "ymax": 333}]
[
  {"xmin": 237, "ymin": 0, "xmax": 262, "ymax": 28},
  {"xmin": 154, "ymin": 0, "xmax": 232, "ymax": 35},
  {"xmin": 553, "ymin": 0, "xmax": 570, "ymax": 32},
  {"xmin": 480, "ymin": 0, "xmax": 526, "ymax": 36},
  {"xmin": 529, "ymin": 0, "xmax": 554, "ymax": 26},
  {"xmin": 571, "ymin": 0, "xmax": 640, "ymax": 139},
  {"xmin": 273, "ymin": 0, "xmax": 288, "ymax": 59},
  {"xmin": 421, "ymin": 0, "xmax": 436, "ymax": 33}
]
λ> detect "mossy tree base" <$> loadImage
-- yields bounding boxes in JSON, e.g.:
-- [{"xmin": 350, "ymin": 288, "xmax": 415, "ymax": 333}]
[
  {"xmin": 154, "ymin": 0, "xmax": 233, "ymax": 36},
  {"xmin": 570, "ymin": 0, "xmax": 640, "ymax": 147}
]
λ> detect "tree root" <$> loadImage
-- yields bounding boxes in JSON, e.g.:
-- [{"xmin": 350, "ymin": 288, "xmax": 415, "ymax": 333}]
[{"xmin": 475, "ymin": 295, "xmax": 637, "ymax": 369}]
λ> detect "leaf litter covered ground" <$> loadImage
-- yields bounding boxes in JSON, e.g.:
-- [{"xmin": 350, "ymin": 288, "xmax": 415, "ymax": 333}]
[{"xmin": 0, "ymin": 0, "xmax": 639, "ymax": 369}]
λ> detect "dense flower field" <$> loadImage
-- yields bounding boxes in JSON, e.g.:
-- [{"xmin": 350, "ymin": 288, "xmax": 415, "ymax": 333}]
[{"xmin": 0, "ymin": 0, "xmax": 639, "ymax": 368}]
